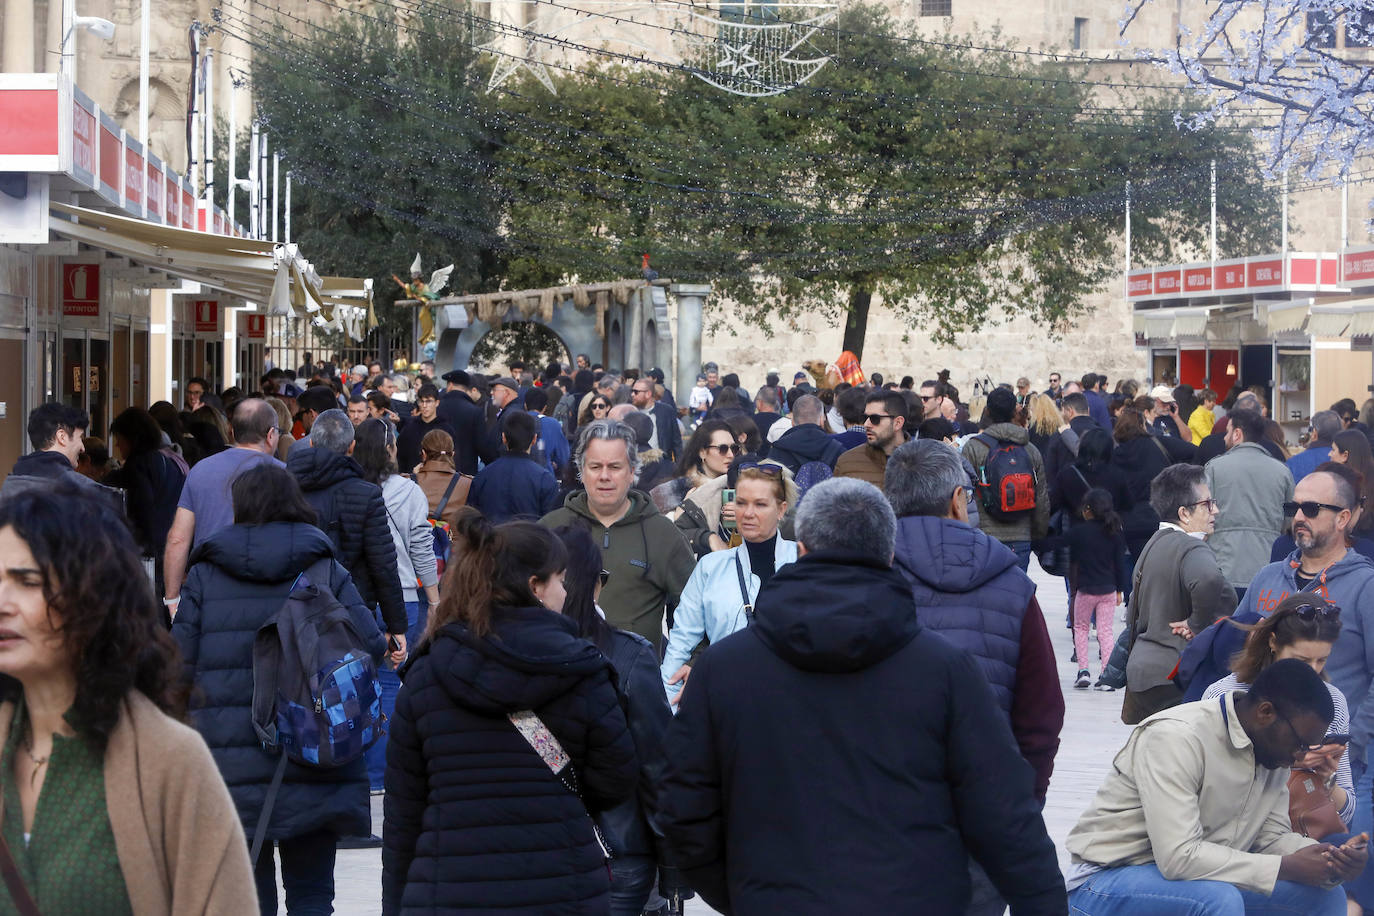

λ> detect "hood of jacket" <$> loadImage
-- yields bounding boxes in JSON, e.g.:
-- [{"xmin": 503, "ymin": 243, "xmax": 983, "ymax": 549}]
[
  {"xmin": 977, "ymin": 422, "xmax": 1030, "ymax": 446},
  {"xmin": 190, "ymin": 521, "xmax": 336, "ymax": 583},
  {"xmin": 424, "ymin": 607, "xmax": 614, "ymax": 714},
  {"xmin": 557, "ymin": 488, "xmax": 660, "ymax": 527},
  {"xmin": 1069, "ymin": 415, "xmax": 1101, "ymax": 436},
  {"xmin": 1256, "ymin": 545, "xmax": 1374, "ymax": 597},
  {"xmin": 771, "ymin": 423, "xmax": 839, "ymax": 461},
  {"xmin": 287, "ymin": 446, "xmax": 365, "ymax": 492},
  {"xmin": 753, "ymin": 549, "xmax": 921, "ymax": 673},
  {"xmin": 891, "ymin": 515, "xmax": 1018, "ymax": 594},
  {"xmin": 10, "ymin": 450, "xmax": 76, "ymax": 480}
]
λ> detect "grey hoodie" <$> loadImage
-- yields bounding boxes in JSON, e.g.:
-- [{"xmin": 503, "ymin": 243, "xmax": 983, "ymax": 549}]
[{"xmin": 1241, "ymin": 548, "xmax": 1374, "ymax": 762}]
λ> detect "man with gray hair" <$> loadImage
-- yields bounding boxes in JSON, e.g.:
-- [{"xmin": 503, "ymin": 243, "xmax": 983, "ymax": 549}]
[
  {"xmin": 541, "ymin": 418, "xmax": 694, "ymax": 647},
  {"xmin": 1288, "ymin": 409, "xmax": 1344, "ymax": 484},
  {"xmin": 660, "ymin": 477, "xmax": 1065, "ymax": 915},
  {"xmin": 886, "ymin": 438, "xmax": 1063, "ymax": 797},
  {"xmin": 288, "ymin": 409, "xmax": 408, "ymax": 666}
]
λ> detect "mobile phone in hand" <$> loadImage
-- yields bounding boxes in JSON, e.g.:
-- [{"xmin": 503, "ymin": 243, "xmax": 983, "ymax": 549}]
[
  {"xmin": 388, "ymin": 634, "xmax": 402, "ymax": 653},
  {"xmin": 1324, "ymin": 733, "xmax": 1351, "ymax": 746}
]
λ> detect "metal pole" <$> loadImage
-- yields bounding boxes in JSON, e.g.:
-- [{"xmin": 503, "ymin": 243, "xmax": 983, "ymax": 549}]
[
  {"xmin": 139, "ymin": 0, "xmax": 150, "ymax": 219},
  {"xmin": 1342, "ymin": 177, "xmax": 1349, "ymax": 251},
  {"xmin": 248, "ymin": 120, "xmax": 259, "ymax": 239},
  {"xmin": 1281, "ymin": 170, "xmax": 1289, "ymax": 252},
  {"xmin": 188, "ymin": 39, "xmax": 199, "ymax": 198},
  {"xmin": 227, "ymin": 91, "xmax": 236, "ymax": 226},
  {"xmin": 271, "ymin": 152, "xmax": 279, "ymax": 243},
  {"xmin": 1124, "ymin": 180, "xmax": 1132, "ymax": 273},
  {"xmin": 1209, "ymin": 158, "xmax": 1216, "ymax": 262},
  {"xmin": 284, "ymin": 171, "xmax": 291, "ymax": 243},
  {"xmin": 203, "ymin": 49, "xmax": 214, "ymax": 213},
  {"xmin": 62, "ymin": 0, "xmax": 76, "ymax": 84},
  {"xmin": 260, "ymin": 134, "xmax": 269, "ymax": 241}
]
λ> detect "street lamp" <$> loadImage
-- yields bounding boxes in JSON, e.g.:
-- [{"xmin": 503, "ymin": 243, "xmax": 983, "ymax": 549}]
[{"xmin": 60, "ymin": 0, "xmax": 116, "ymax": 87}]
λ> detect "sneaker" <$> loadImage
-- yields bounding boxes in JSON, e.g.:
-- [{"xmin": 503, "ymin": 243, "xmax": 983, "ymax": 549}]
[
  {"xmin": 1094, "ymin": 679, "xmax": 1117, "ymax": 692},
  {"xmin": 1075, "ymin": 669, "xmax": 1091, "ymax": 688},
  {"xmin": 337, "ymin": 834, "xmax": 383, "ymax": 849},
  {"xmin": 1070, "ymin": 648, "xmax": 1078, "ymax": 664}
]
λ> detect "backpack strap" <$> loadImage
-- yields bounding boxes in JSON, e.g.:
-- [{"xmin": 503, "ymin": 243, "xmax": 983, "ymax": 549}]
[
  {"xmin": 249, "ymin": 752, "xmax": 290, "ymax": 865},
  {"xmin": 435, "ymin": 473, "xmax": 462, "ymax": 518}
]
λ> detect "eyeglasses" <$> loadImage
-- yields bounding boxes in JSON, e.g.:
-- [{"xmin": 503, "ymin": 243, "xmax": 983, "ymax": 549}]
[
  {"xmin": 592, "ymin": 402, "xmax": 610, "ymax": 411},
  {"xmin": 863, "ymin": 413, "xmax": 894, "ymax": 425},
  {"xmin": 599, "ymin": 570, "xmax": 611, "ymax": 587},
  {"xmin": 706, "ymin": 443, "xmax": 742, "ymax": 456},
  {"xmin": 1283, "ymin": 500, "xmax": 1349, "ymax": 518},
  {"xmin": 1184, "ymin": 497, "xmax": 1218, "ymax": 512},
  {"xmin": 919, "ymin": 395, "xmax": 934, "ymax": 402},
  {"xmin": 1275, "ymin": 706, "xmax": 1329, "ymax": 755},
  {"xmin": 1291, "ymin": 602, "xmax": 1341, "ymax": 622}
]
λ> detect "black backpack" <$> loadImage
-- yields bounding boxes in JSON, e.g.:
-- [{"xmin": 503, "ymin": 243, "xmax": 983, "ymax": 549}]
[
  {"xmin": 973, "ymin": 434, "xmax": 1038, "ymax": 521},
  {"xmin": 249, "ymin": 558, "xmax": 383, "ymax": 861}
]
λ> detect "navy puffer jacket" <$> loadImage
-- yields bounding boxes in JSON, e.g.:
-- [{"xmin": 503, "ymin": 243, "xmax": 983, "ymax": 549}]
[
  {"xmin": 288, "ymin": 447, "xmax": 407, "ymax": 635},
  {"xmin": 172, "ymin": 522, "xmax": 386, "ymax": 843},
  {"xmin": 382, "ymin": 608, "xmax": 639, "ymax": 916}
]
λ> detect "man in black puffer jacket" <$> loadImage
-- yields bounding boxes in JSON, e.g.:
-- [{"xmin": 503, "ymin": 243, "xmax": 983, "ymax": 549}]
[
  {"xmin": 660, "ymin": 478, "xmax": 1066, "ymax": 916},
  {"xmin": 287, "ymin": 409, "xmax": 408, "ymax": 648},
  {"xmin": 765, "ymin": 394, "xmax": 844, "ymax": 474}
]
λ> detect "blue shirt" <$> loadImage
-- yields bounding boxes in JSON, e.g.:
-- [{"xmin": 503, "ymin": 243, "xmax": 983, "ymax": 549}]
[
  {"xmin": 1285, "ymin": 441, "xmax": 1332, "ymax": 484},
  {"xmin": 529, "ymin": 410, "xmax": 571, "ymax": 476},
  {"xmin": 177, "ymin": 447, "xmax": 284, "ymax": 549}
]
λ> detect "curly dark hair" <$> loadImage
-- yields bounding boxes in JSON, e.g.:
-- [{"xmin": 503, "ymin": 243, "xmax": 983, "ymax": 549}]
[{"xmin": 0, "ymin": 482, "xmax": 187, "ymax": 746}]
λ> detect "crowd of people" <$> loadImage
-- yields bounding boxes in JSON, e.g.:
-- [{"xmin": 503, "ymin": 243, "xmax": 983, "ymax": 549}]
[{"xmin": 6, "ymin": 351, "xmax": 1374, "ymax": 915}]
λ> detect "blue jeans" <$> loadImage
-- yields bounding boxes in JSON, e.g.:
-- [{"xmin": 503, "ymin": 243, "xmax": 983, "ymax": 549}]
[
  {"xmin": 610, "ymin": 854, "xmax": 656, "ymax": 916},
  {"xmin": 1008, "ymin": 540, "xmax": 1032, "ymax": 572},
  {"xmin": 366, "ymin": 601, "xmax": 425, "ymax": 791},
  {"xmin": 1068, "ymin": 863, "xmax": 1346, "ymax": 915},
  {"xmin": 1347, "ymin": 764, "xmax": 1374, "ymax": 907},
  {"xmin": 252, "ymin": 829, "xmax": 337, "ymax": 915}
]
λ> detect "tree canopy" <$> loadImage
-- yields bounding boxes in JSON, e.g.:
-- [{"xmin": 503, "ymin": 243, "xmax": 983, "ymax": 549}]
[{"xmin": 237, "ymin": 1, "xmax": 1280, "ymax": 359}]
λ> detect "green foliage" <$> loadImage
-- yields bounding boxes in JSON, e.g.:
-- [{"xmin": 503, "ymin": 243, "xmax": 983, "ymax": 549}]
[
  {"xmin": 245, "ymin": 2, "xmax": 1279, "ymax": 356},
  {"xmin": 470, "ymin": 322, "xmax": 569, "ymax": 369}
]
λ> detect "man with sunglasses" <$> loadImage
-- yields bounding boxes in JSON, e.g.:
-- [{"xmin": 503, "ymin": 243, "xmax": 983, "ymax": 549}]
[
  {"xmin": 1044, "ymin": 373, "xmax": 1063, "ymax": 402},
  {"xmin": 1067, "ymin": 659, "xmax": 1360, "ymax": 915},
  {"xmin": 630, "ymin": 376, "xmax": 683, "ymax": 463},
  {"xmin": 1238, "ymin": 462, "xmax": 1374, "ymax": 903},
  {"xmin": 834, "ymin": 390, "xmax": 908, "ymax": 487},
  {"xmin": 1205, "ymin": 408, "xmax": 1295, "ymax": 602}
]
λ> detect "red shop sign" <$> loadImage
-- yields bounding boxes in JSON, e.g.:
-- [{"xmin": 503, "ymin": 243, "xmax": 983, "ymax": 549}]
[
  {"xmin": 193, "ymin": 299, "xmax": 218, "ymax": 333},
  {"xmin": 62, "ymin": 264, "xmax": 100, "ymax": 317}
]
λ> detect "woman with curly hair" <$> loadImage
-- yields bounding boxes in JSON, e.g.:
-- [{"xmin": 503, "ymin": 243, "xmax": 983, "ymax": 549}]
[{"xmin": 0, "ymin": 482, "xmax": 255, "ymax": 912}]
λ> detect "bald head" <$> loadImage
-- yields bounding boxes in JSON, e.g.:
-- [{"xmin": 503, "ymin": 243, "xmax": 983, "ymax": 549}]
[
  {"xmin": 792, "ymin": 394, "xmax": 825, "ymax": 427},
  {"xmin": 230, "ymin": 398, "xmax": 278, "ymax": 446}
]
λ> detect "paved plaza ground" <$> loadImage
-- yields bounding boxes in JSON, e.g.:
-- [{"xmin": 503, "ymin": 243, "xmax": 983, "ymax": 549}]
[{"xmin": 318, "ymin": 558, "xmax": 1132, "ymax": 914}]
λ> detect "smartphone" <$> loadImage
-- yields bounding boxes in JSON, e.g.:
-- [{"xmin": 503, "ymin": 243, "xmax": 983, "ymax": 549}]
[
  {"xmin": 1324, "ymin": 733, "xmax": 1352, "ymax": 746},
  {"xmin": 722, "ymin": 488, "xmax": 736, "ymax": 532},
  {"xmin": 388, "ymin": 634, "xmax": 402, "ymax": 653}
]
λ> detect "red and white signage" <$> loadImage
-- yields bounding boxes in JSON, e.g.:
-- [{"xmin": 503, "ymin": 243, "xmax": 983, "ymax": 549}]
[
  {"xmin": 72, "ymin": 101, "xmax": 95, "ymax": 177},
  {"xmin": 1154, "ymin": 270, "xmax": 1181, "ymax": 295},
  {"xmin": 1345, "ymin": 247, "xmax": 1374, "ymax": 285},
  {"xmin": 62, "ymin": 264, "xmax": 100, "ymax": 317},
  {"xmin": 244, "ymin": 314, "xmax": 266, "ymax": 339},
  {"xmin": 1128, "ymin": 252, "xmax": 1344, "ymax": 302},
  {"xmin": 194, "ymin": 299, "xmax": 219, "ymax": 333},
  {"xmin": 1183, "ymin": 265, "xmax": 1212, "ymax": 292},
  {"xmin": 146, "ymin": 162, "xmax": 163, "ymax": 220},
  {"xmin": 123, "ymin": 146, "xmax": 144, "ymax": 208}
]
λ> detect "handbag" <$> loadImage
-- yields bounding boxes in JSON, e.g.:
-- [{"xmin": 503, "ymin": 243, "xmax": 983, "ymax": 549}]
[
  {"xmin": 508, "ymin": 710, "xmax": 614, "ymax": 862},
  {"xmin": 1288, "ymin": 767, "xmax": 1346, "ymax": 838}
]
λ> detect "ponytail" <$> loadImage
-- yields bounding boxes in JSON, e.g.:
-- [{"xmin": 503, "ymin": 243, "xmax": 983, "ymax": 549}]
[
  {"xmin": 426, "ymin": 509, "xmax": 568, "ymax": 642},
  {"xmin": 1082, "ymin": 487, "xmax": 1123, "ymax": 537}
]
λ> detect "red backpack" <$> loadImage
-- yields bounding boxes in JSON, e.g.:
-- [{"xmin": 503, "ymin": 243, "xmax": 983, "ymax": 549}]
[{"xmin": 973, "ymin": 434, "xmax": 1037, "ymax": 521}]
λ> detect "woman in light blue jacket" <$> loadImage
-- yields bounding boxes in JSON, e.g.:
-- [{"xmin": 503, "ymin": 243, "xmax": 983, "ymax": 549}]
[{"xmin": 662, "ymin": 462, "xmax": 798, "ymax": 706}]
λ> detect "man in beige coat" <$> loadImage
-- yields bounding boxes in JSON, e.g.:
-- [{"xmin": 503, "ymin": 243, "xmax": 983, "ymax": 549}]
[{"xmin": 1065, "ymin": 659, "xmax": 1363, "ymax": 914}]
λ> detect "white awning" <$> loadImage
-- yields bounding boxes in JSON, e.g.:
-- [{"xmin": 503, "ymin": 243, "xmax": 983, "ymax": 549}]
[
  {"xmin": 1308, "ymin": 306, "xmax": 1352, "ymax": 337},
  {"xmin": 1174, "ymin": 308, "xmax": 1208, "ymax": 337},
  {"xmin": 1265, "ymin": 301, "xmax": 1310, "ymax": 334},
  {"xmin": 1353, "ymin": 302, "xmax": 1374, "ymax": 337},
  {"xmin": 1145, "ymin": 312, "xmax": 1175, "ymax": 339},
  {"xmin": 47, "ymin": 202, "xmax": 375, "ymax": 339}
]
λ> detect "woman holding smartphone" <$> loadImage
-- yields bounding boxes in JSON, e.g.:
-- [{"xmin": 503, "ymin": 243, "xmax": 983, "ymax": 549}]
[{"xmin": 1202, "ymin": 593, "xmax": 1354, "ymax": 827}]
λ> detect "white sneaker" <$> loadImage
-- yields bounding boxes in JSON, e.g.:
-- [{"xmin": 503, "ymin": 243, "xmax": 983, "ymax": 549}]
[{"xmin": 1075, "ymin": 670, "xmax": 1091, "ymax": 688}]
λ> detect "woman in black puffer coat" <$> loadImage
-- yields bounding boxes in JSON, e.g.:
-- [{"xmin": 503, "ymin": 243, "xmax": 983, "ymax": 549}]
[
  {"xmin": 383, "ymin": 512, "xmax": 639, "ymax": 916},
  {"xmin": 172, "ymin": 464, "xmax": 386, "ymax": 915}
]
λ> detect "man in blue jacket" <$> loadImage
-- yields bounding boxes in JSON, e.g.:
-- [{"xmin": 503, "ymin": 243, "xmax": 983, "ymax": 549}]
[
  {"xmin": 1238, "ymin": 461, "xmax": 1374, "ymax": 908},
  {"xmin": 469, "ymin": 410, "xmax": 560, "ymax": 523},
  {"xmin": 1287, "ymin": 410, "xmax": 1343, "ymax": 484},
  {"xmin": 659, "ymin": 478, "xmax": 1065, "ymax": 915}
]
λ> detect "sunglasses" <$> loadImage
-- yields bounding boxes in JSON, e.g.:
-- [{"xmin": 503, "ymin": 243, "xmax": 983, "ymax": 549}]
[
  {"xmin": 864, "ymin": 413, "xmax": 894, "ymax": 424},
  {"xmin": 706, "ymin": 443, "xmax": 742, "ymax": 455},
  {"xmin": 1292, "ymin": 602, "xmax": 1341, "ymax": 621},
  {"xmin": 736, "ymin": 461, "xmax": 783, "ymax": 476},
  {"xmin": 1283, "ymin": 500, "xmax": 1349, "ymax": 518},
  {"xmin": 599, "ymin": 570, "xmax": 611, "ymax": 587},
  {"xmin": 592, "ymin": 402, "xmax": 610, "ymax": 410}
]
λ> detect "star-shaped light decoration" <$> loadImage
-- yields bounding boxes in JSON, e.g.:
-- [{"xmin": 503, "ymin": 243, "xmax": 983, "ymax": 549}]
[{"xmin": 717, "ymin": 40, "xmax": 760, "ymax": 77}]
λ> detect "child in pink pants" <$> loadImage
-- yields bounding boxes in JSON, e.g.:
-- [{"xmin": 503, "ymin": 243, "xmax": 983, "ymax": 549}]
[{"xmin": 1065, "ymin": 488, "xmax": 1128, "ymax": 689}]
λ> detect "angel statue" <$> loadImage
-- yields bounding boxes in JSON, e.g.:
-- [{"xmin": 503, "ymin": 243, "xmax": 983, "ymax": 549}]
[{"xmin": 393, "ymin": 253, "xmax": 454, "ymax": 345}]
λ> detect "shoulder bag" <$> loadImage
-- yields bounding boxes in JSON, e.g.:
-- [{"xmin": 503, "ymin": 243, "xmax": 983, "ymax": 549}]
[{"xmin": 508, "ymin": 710, "xmax": 614, "ymax": 865}]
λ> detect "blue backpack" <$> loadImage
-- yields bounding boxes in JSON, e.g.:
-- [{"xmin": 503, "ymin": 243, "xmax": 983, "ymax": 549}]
[
  {"xmin": 793, "ymin": 460, "xmax": 834, "ymax": 502},
  {"xmin": 249, "ymin": 559, "xmax": 383, "ymax": 860}
]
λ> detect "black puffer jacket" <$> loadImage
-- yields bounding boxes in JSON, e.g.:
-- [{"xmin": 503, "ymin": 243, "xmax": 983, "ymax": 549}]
[
  {"xmin": 598, "ymin": 629, "xmax": 673, "ymax": 858},
  {"xmin": 287, "ymin": 447, "xmax": 406, "ymax": 635},
  {"xmin": 382, "ymin": 608, "xmax": 639, "ymax": 916},
  {"xmin": 172, "ymin": 522, "xmax": 386, "ymax": 843}
]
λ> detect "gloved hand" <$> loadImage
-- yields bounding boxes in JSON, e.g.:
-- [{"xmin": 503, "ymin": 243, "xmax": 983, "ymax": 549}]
[{"xmin": 658, "ymin": 865, "xmax": 695, "ymax": 911}]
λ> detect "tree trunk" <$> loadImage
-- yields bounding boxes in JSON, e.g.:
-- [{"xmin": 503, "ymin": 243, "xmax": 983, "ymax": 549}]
[{"xmin": 841, "ymin": 286, "xmax": 872, "ymax": 360}]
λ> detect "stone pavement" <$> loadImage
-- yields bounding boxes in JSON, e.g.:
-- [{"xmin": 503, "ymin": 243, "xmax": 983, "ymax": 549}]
[{"xmin": 317, "ymin": 557, "xmax": 1131, "ymax": 915}]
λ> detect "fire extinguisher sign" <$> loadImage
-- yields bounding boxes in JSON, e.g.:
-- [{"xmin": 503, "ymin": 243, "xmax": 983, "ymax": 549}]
[
  {"xmin": 62, "ymin": 264, "xmax": 100, "ymax": 317},
  {"xmin": 194, "ymin": 300, "xmax": 219, "ymax": 333}
]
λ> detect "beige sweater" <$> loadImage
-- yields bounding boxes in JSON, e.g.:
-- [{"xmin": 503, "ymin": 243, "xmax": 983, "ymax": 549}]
[{"xmin": 0, "ymin": 691, "xmax": 257, "ymax": 916}]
